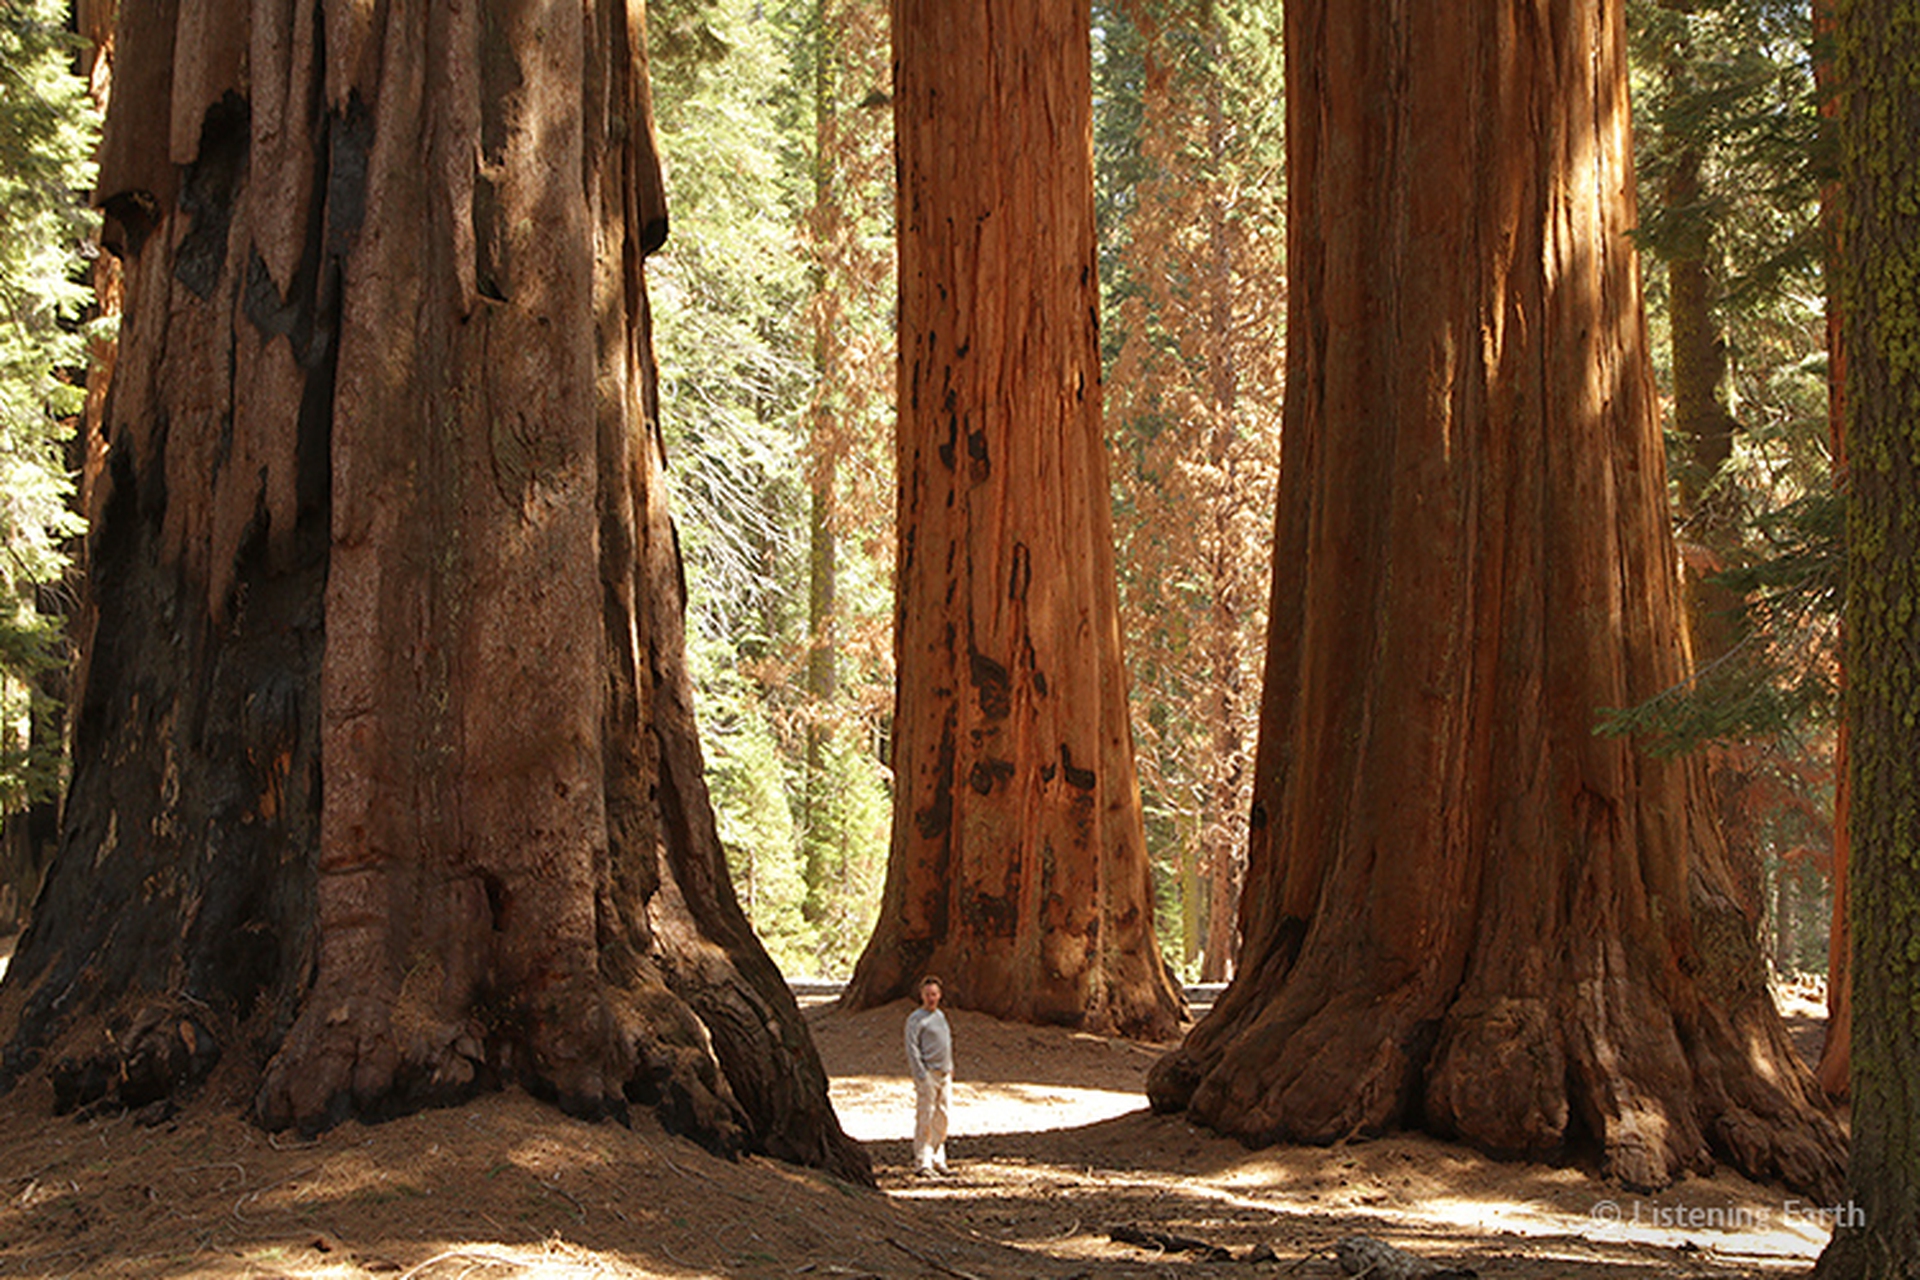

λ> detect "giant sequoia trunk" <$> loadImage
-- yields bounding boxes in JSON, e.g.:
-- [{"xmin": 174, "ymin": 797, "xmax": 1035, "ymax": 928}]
[
  {"xmin": 841, "ymin": 0, "xmax": 1182, "ymax": 1038},
  {"xmin": 0, "ymin": 0, "xmax": 867, "ymax": 1183},
  {"xmin": 1813, "ymin": 2, "xmax": 1920, "ymax": 1270},
  {"xmin": 1148, "ymin": 0, "xmax": 1843, "ymax": 1196}
]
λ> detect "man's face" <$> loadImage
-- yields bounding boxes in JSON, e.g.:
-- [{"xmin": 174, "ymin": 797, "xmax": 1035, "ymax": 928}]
[{"xmin": 920, "ymin": 982, "xmax": 942, "ymax": 1010}]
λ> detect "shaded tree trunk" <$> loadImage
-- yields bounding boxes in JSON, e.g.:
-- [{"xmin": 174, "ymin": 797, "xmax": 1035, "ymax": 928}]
[
  {"xmin": 801, "ymin": 472, "xmax": 838, "ymax": 928},
  {"xmin": 842, "ymin": 0, "xmax": 1182, "ymax": 1037},
  {"xmin": 1657, "ymin": 15, "xmax": 1770, "ymax": 1003},
  {"xmin": 1811, "ymin": 0, "xmax": 1852, "ymax": 1102},
  {"xmin": 0, "ymin": 0, "xmax": 867, "ymax": 1184},
  {"xmin": 1664, "ymin": 141, "xmax": 1747, "ymax": 668},
  {"xmin": 1813, "ymin": 1, "xmax": 1920, "ymax": 1270},
  {"xmin": 1148, "ymin": 0, "xmax": 1843, "ymax": 1197},
  {"xmin": 1197, "ymin": 64, "xmax": 1248, "ymax": 983}
]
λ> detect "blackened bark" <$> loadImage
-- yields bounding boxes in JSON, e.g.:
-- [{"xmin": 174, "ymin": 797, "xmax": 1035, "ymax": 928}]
[{"xmin": 0, "ymin": 0, "xmax": 866, "ymax": 1185}]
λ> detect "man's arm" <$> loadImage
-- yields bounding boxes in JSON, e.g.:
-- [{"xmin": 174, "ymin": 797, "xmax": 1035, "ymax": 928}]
[{"xmin": 905, "ymin": 1013, "xmax": 927, "ymax": 1080}]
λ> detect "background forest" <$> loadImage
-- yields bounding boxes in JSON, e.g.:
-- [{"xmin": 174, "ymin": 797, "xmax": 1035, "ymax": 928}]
[{"xmin": 0, "ymin": 0, "xmax": 1840, "ymax": 986}]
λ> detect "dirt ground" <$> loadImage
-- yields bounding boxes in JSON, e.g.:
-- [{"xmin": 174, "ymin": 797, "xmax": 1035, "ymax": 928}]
[{"xmin": 0, "ymin": 947, "xmax": 1845, "ymax": 1279}]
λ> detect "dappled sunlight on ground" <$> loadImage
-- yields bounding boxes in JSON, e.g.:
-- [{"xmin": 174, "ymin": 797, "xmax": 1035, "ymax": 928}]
[{"xmin": 0, "ymin": 974, "xmax": 1842, "ymax": 1278}]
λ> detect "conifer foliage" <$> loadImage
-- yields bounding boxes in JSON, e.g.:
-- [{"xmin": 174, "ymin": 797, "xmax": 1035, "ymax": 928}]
[
  {"xmin": 1100, "ymin": 0, "xmax": 1285, "ymax": 982},
  {"xmin": 0, "ymin": 0, "xmax": 94, "ymax": 818},
  {"xmin": 644, "ymin": 0, "xmax": 896, "ymax": 980}
]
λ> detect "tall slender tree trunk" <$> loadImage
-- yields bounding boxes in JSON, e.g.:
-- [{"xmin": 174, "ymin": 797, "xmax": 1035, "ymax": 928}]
[
  {"xmin": 1819, "ymin": 708, "xmax": 1854, "ymax": 1096},
  {"xmin": 1148, "ymin": 0, "xmax": 1842, "ymax": 1196},
  {"xmin": 842, "ymin": 0, "xmax": 1182, "ymax": 1037},
  {"xmin": 0, "ymin": 0, "xmax": 118, "ymax": 942},
  {"xmin": 801, "ymin": 475, "xmax": 838, "ymax": 927},
  {"xmin": 1108, "ymin": 0, "xmax": 1281, "ymax": 989},
  {"xmin": 1200, "ymin": 608, "xmax": 1243, "ymax": 982},
  {"xmin": 1197, "ymin": 65, "xmax": 1246, "ymax": 983},
  {"xmin": 1664, "ymin": 144, "xmax": 1746, "ymax": 667},
  {"xmin": 801, "ymin": 6, "xmax": 842, "ymax": 930},
  {"xmin": 0, "ymin": 622, "xmax": 67, "ymax": 936},
  {"xmin": 0, "ymin": 0, "xmax": 866, "ymax": 1183},
  {"xmin": 1178, "ymin": 816, "xmax": 1204, "ymax": 969},
  {"xmin": 1813, "ymin": 2, "xmax": 1920, "ymax": 1270},
  {"xmin": 1811, "ymin": 0, "xmax": 1853, "ymax": 1102}
]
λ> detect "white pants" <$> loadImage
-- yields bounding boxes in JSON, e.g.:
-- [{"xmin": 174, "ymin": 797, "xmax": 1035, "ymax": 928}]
[{"xmin": 913, "ymin": 1070, "xmax": 951, "ymax": 1170}]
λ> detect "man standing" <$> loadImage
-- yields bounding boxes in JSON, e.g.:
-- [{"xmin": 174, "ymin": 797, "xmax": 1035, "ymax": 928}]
[{"xmin": 905, "ymin": 974, "xmax": 953, "ymax": 1177}]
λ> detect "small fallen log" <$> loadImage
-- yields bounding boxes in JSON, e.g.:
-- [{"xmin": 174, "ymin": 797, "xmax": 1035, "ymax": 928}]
[
  {"xmin": 1108, "ymin": 1223, "xmax": 1236, "ymax": 1262},
  {"xmin": 1334, "ymin": 1235, "xmax": 1478, "ymax": 1280}
]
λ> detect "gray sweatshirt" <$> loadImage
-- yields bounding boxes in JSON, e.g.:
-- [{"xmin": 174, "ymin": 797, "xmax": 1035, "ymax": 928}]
[{"xmin": 905, "ymin": 1007, "xmax": 953, "ymax": 1081}]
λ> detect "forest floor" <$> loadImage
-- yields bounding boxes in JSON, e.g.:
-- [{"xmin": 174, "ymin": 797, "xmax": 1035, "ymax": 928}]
[{"xmin": 0, "ymin": 935, "xmax": 1843, "ymax": 1279}]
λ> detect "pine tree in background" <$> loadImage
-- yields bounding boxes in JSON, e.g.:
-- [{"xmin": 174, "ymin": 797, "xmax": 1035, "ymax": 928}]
[
  {"xmin": 1620, "ymin": 0, "xmax": 1842, "ymax": 993},
  {"xmin": 0, "ymin": 0, "xmax": 97, "ymax": 926},
  {"xmin": 648, "ymin": 0, "xmax": 817, "ymax": 970},
  {"xmin": 1098, "ymin": 0, "xmax": 1285, "ymax": 981},
  {"xmin": 646, "ymin": 0, "xmax": 895, "ymax": 979},
  {"xmin": 792, "ymin": 0, "xmax": 895, "ymax": 979}
]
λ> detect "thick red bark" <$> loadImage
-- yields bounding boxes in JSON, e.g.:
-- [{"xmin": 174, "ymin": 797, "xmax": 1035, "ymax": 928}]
[
  {"xmin": 1148, "ymin": 0, "xmax": 1842, "ymax": 1197},
  {"xmin": 842, "ymin": 0, "xmax": 1182, "ymax": 1037},
  {"xmin": 0, "ymin": 0, "xmax": 866, "ymax": 1183}
]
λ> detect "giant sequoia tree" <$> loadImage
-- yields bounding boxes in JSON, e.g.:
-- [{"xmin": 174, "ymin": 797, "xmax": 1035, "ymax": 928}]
[
  {"xmin": 0, "ymin": 0, "xmax": 867, "ymax": 1183},
  {"xmin": 1813, "ymin": 1, "xmax": 1920, "ymax": 1271},
  {"xmin": 1148, "ymin": 0, "xmax": 1843, "ymax": 1195},
  {"xmin": 841, "ymin": 0, "xmax": 1182, "ymax": 1037}
]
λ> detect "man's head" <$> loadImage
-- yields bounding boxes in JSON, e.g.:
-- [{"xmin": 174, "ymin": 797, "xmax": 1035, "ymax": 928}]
[{"xmin": 918, "ymin": 975, "xmax": 943, "ymax": 1010}]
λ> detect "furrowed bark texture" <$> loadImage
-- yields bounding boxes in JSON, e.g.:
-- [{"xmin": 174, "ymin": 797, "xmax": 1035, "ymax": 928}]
[
  {"xmin": 1814, "ymin": 1, "xmax": 1920, "ymax": 1271},
  {"xmin": 842, "ymin": 0, "xmax": 1182, "ymax": 1038},
  {"xmin": 1148, "ymin": 0, "xmax": 1843, "ymax": 1197},
  {"xmin": 0, "ymin": 0, "xmax": 867, "ymax": 1183}
]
